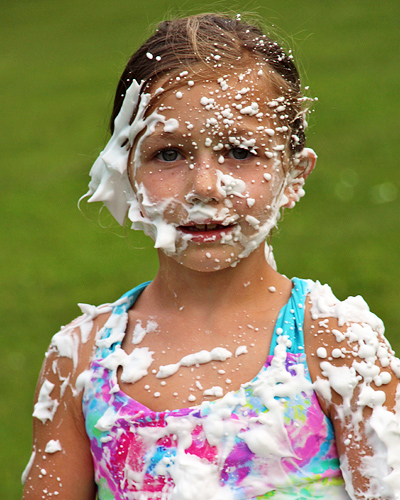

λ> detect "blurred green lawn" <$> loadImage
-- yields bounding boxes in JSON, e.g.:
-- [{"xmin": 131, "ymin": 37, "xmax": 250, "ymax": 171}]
[{"xmin": 1, "ymin": 0, "xmax": 399, "ymax": 497}]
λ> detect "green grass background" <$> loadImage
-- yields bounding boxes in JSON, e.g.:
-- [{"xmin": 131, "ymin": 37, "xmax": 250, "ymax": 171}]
[{"xmin": 1, "ymin": 0, "xmax": 399, "ymax": 496}]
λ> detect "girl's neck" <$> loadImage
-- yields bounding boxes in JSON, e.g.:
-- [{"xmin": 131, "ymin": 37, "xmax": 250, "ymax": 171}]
[{"xmin": 144, "ymin": 244, "xmax": 291, "ymax": 315}]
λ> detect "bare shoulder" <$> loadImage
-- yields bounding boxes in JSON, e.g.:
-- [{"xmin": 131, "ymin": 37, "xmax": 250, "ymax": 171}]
[
  {"xmin": 44, "ymin": 302, "xmax": 113, "ymax": 387},
  {"xmin": 22, "ymin": 301, "xmax": 113, "ymax": 499},
  {"xmin": 303, "ymin": 280, "xmax": 399, "ymax": 410},
  {"xmin": 302, "ymin": 280, "xmax": 400, "ymax": 499}
]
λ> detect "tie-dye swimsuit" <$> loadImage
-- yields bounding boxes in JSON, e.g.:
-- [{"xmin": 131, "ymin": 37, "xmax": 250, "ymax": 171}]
[{"xmin": 83, "ymin": 278, "xmax": 350, "ymax": 499}]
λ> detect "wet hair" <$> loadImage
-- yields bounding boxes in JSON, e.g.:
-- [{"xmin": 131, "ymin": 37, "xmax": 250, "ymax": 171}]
[{"xmin": 110, "ymin": 13, "xmax": 308, "ymax": 156}]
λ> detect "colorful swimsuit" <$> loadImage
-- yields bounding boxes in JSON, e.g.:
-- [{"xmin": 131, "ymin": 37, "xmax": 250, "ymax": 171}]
[{"xmin": 83, "ymin": 278, "xmax": 351, "ymax": 499}]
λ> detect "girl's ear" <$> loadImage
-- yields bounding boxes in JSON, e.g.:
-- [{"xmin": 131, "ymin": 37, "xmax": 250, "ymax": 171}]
[
  {"xmin": 294, "ymin": 147, "xmax": 317, "ymax": 180},
  {"xmin": 281, "ymin": 148, "xmax": 317, "ymax": 209}
]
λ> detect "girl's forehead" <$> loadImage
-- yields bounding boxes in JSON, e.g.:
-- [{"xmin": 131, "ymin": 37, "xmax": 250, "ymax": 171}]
[{"xmin": 149, "ymin": 70, "xmax": 276, "ymax": 132}]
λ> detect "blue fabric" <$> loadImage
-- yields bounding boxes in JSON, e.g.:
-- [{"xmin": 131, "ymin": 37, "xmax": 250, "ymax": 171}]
[{"xmin": 269, "ymin": 277, "xmax": 309, "ymax": 355}]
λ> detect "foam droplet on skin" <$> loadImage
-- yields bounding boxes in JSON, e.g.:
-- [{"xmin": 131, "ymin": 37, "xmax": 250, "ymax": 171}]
[
  {"xmin": 203, "ymin": 386, "xmax": 224, "ymax": 397},
  {"xmin": 331, "ymin": 329, "xmax": 346, "ymax": 343},
  {"xmin": 216, "ymin": 170, "xmax": 246, "ymax": 198},
  {"xmin": 263, "ymin": 173, "xmax": 272, "ymax": 181},
  {"xmin": 164, "ymin": 118, "xmax": 179, "ymax": 133},
  {"xmin": 358, "ymin": 385, "xmax": 386, "ymax": 408},
  {"xmin": 316, "ymin": 347, "xmax": 327, "ymax": 359},
  {"xmin": 32, "ymin": 380, "xmax": 59, "ymax": 424},
  {"xmin": 50, "ymin": 324, "xmax": 83, "ymax": 368},
  {"xmin": 99, "ymin": 346, "xmax": 154, "ymax": 384},
  {"xmin": 132, "ymin": 319, "xmax": 158, "ymax": 344},
  {"xmin": 74, "ymin": 369, "xmax": 93, "ymax": 395},
  {"xmin": 95, "ymin": 312, "xmax": 128, "ymax": 350},
  {"xmin": 45, "ymin": 440, "xmax": 62, "ymax": 454},
  {"xmin": 246, "ymin": 198, "xmax": 255, "ymax": 208},
  {"xmin": 245, "ymin": 215, "xmax": 260, "ymax": 228},
  {"xmin": 269, "ymin": 286, "xmax": 276, "ymax": 293},
  {"xmin": 181, "ymin": 347, "xmax": 232, "ymax": 366},
  {"xmin": 235, "ymin": 346, "xmax": 248, "ymax": 357},
  {"xmin": 21, "ymin": 448, "xmax": 36, "ymax": 485},
  {"xmin": 78, "ymin": 302, "xmax": 112, "ymax": 319},
  {"xmin": 156, "ymin": 347, "xmax": 232, "ymax": 379},
  {"xmin": 374, "ymin": 372, "xmax": 392, "ymax": 386},
  {"xmin": 176, "ymin": 91, "xmax": 183, "ymax": 99},
  {"xmin": 331, "ymin": 348, "xmax": 344, "ymax": 359}
]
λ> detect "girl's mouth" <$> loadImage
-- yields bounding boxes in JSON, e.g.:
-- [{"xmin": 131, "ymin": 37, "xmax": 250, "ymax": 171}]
[{"xmin": 178, "ymin": 223, "xmax": 235, "ymax": 243}]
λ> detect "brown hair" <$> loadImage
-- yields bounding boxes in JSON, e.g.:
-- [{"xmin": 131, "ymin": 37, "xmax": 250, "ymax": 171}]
[{"xmin": 110, "ymin": 13, "xmax": 308, "ymax": 156}]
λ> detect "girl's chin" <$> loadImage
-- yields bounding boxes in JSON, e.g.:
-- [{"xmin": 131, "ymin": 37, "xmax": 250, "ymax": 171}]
[{"xmin": 162, "ymin": 242, "xmax": 243, "ymax": 273}]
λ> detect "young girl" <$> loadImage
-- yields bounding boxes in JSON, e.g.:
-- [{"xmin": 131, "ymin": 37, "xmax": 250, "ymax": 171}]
[{"xmin": 22, "ymin": 13, "xmax": 400, "ymax": 500}]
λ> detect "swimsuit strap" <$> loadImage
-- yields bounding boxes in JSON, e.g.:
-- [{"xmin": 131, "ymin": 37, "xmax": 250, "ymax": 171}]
[
  {"xmin": 95, "ymin": 281, "xmax": 151, "ymax": 360},
  {"xmin": 269, "ymin": 278, "xmax": 310, "ymax": 355}
]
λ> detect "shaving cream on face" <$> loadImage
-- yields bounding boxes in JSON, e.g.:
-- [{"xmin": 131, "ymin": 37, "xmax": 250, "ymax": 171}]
[
  {"xmin": 130, "ymin": 159, "xmax": 286, "ymax": 263},
  {"xmin": 82, "ymin": 73, "xmax": 314, "ymax": 266},
  {"xmin": 130, "ymin": 89, "xmax": 288, "ymax": 264},
  {"xmin": 81, "ymin": 80, "xmax": 178, "ymax": 228}
]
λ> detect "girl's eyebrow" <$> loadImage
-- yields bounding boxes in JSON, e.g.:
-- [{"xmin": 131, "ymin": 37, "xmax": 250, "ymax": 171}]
[
  {"xmin": 141, "ymin": 130, "xmax": 182, "ymax": 145},
  {"xmin": 228, "ymin": 126, "xmax": 259, "ymax": 136}
]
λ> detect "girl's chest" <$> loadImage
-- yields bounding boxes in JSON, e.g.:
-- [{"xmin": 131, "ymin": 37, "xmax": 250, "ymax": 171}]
[{"xmin": 115, "ymin": 311, "xmax": 278, "ymax": 412}]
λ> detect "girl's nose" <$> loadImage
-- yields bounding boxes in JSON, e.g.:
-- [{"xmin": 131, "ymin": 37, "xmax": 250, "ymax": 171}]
[{"xmin": 185, "ymin": 162, "xmax": 224, "ymax": 204}]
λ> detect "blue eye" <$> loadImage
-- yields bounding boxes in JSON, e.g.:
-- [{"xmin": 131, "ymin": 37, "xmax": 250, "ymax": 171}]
[
  {"xmin": 228, "ymin": 148, "xmax": 252, "ymax": 160},
  {"xmin": 156, "ymin": 149, "xmax": 181, "ymax": 162}
]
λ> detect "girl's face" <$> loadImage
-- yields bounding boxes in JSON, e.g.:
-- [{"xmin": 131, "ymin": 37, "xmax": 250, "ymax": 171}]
[{"xmin": 128, "ymin": 69, "xmax": 291, "ymax": 272}]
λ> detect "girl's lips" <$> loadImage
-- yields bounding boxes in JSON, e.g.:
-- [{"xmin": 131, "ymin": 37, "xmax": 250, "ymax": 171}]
[{"xmin": 178, "ymin": 223, "xmax": 235, "ymax": 243}]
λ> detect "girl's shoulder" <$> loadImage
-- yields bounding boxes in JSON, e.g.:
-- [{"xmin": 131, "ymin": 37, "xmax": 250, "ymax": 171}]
[
  {"xmin": 38, "ymin": 294, "xmax": 131, "ymax": 408},
  {"xmin": 23, "ymin": 300, "xmax": 118, "ymax": 496},
  {"xmin": 302, "ymin": 279, "xmax": 388, "ymax": 366},
  {"xmin": 41, "ymin": 284, "xmax": 149, "ymax": 392},
  {"xmin": 303, "ymin": 279, "xmax": 384, "ymax": 334},
  {"xmin": 301, "ymin": 280, "xmax": 400, "ymax": 496},
  {"xmin": 301, "ymin": 279, "xmax": 398, "ymax": 412}
]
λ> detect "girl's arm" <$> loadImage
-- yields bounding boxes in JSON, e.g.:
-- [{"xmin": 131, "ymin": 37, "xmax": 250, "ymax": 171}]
[
  {"xmin": 22, "ymin": 313, "xmax": 108, "ymax": 500},
  {"xmin": 305, "ymin": 305, "xmax": 399, "ymax": 500}
]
